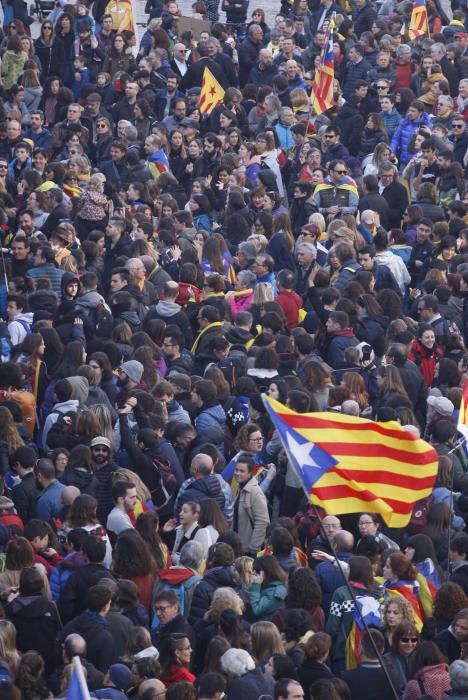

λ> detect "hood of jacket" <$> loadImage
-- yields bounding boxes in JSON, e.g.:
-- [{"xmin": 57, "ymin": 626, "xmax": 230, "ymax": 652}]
[
  {"xmin": 28, "ymin": 289, "xmax": 58, "ymax": 312},
  {"xmin": 71, "ymin": 610, "xmax": 107, "ymax": 636},
  {"xmin": 158, "ymin": 567, "xmax": 198, "ymax": 585},
  {"xmin": 60, "ymin": 550, "xmax": 86, "ymax": 571},
  {"xmin": 61, "ymin": 272, "xmax": 80, "ymax": 297},
  {"xmin": 155, "ymin": 300, "xmax": 181, "ymax": 317},
  {"xmin": 11, "ymin": 312, "xmax": 34, "ymax": 325},
  {"xmin": 7, "ymin": 594, "xmax": 52, "ymax": 618},
  {"xmin": 66, "ymin": 376, "xmax": 89, "ymax": 404},
  {"xmin": 54, "ymin": 399, "xmax": 80, "ymax": 414},
  {"xmin": 226, "ymin": 327, "xmax": 254, "ymax": 344},
  {"xmin": 62, "ymin": 466, "xmax": 95, "ymax": 491},
  {"xmin": 203, "ymin": 565, "xmax": 241, "ymax": 589},
  {"xmin": 76, "ymin": 291, "xmax": 109, "ymax": 310}
]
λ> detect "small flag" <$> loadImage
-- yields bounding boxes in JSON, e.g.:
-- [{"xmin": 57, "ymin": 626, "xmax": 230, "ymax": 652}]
[
  {"xmin": 199, "ymin": 67, "xmax": 225, "ymax": 115},
  {"xmin": 409, "ymin": 0, "xmax": 429, "ymax": 39},
  {"xmin": 67, "ymin": 656, "xmax": 90, "ymax": 700},
  {"xmin": 458, "ymin": 378, "xmax": 468, "ymax": 442},
  {"xmin": 263, "ymin": 396, "xmax": 438, "ymax": 528},
  {"xmin": 310, "ymin": 17, "xmax": 335, "ymax": 116}
]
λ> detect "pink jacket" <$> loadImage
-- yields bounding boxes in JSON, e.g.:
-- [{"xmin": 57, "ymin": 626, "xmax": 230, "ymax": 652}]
[
  {"xmin": 227, "ymin": 289, "xmax": 254, "ymax": 321},
  {"xmin": 403, "ymin": 664, "xmax": 450, "ymax": 700}
]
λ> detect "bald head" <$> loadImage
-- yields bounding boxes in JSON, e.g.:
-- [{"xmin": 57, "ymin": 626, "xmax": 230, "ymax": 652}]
[
  {"xmin": 139, "ymin": 679, "xmax": 166, "ymax": 699},
  {"xmin": 321, "ymin": 515, "xmax": 341, "ymax": 540},
  {"xmin": 61, "ymin": 485, "xmax": 80, "ymax": 506},
  {"xmin": 190, "ymin": 453, "xmax": 214, "ymax": 478},
  {"xmin": 64, "ymin": 633, "xmax": 87, "ymax": 660},
  {"xmin": 333, "ymin": 530, "xmax": 354, "ymax": 552}
]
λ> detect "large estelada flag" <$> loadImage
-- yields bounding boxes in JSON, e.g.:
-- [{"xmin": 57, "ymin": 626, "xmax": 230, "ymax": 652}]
[
  {"xmin": 310, "ymin": 17, "xmax": 334, "ymax": 116},
  {"xmin": 199, "ymin": 67, "xmax": 225, "ymax": 115},
  {"xmin": 263, "ymin": 396, "xmax": 438, "ymax": 528},
  {"xmin": 408, "ymin": 0, "xmax": 429, "ymax": 39}
]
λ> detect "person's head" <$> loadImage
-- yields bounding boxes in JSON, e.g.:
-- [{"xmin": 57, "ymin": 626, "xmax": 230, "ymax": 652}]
[
  {"xmin": 358, "ymin": 513, "xmax": 382, "ymax": 538},
  {"xmin": 383, "ymin": 596, "xmax": 414, "ymax": 631},
  {"xmin": 86, "ymin": 584, "xmax": 113, "ymax": 615},
  {"xmin": 159, "ymin": 634, "xmax": 192, "ymax": 673},
  {"xmin": 391, "ymin": 619, "xmax": 420, "ymax": 657},
  {"xmin": 274, "ymin": 680, "xmax": 304, "ymax": 700},
  {"xmin": 154, "ymin": 590, "xmax": 180, "ymax": 625},
  {"xmin": 384, "ymin": 551, "xmax": 418, "ymax": 583},
  {"xmin": 111, "ymin": 480, "xmax": 138, "ymax": 513}
]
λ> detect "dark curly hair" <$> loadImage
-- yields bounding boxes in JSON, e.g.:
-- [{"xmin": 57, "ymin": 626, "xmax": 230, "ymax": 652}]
[
  {"xmin": 433, "ymin": 582, "xmax": 468, "ymax": 621},
  {"xmin": 283, "ymin": 608, "xmax": 315, "ymax": 642},
  {"xmin": 285, "ymin": 566, "xmax": 322, "ymax": 608},
  {"xmin": 112, "ymin": 530, "xmax": 157, "ymax": 578}
]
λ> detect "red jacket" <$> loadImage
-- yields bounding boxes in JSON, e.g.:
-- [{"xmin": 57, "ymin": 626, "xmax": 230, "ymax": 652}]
[
  {"xmin": 276, "ymin": 289, "xmax": 303, "ymax": 330},
  {"xmin": 162, "ymin": 665, "xmax": 196, "ymax": 688}
]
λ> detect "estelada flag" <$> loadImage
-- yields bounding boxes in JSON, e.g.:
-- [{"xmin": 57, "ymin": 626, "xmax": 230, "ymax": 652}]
[
  {"xmin": 310, "ymin": 17, "xmax": 334, "ymax": 116},
  {"xmin": 199, "ymin": 67, "xmax": 225, "ymax": 115},
  {"xmin": 458, "ymin": 377, "xmax": 468, "ymax": 442},
  {"xmin": 408, "ymin": 0, "xmax": 429, "ymax": 39},
  {"xmin": 263, "ymin": 396, "xmax": 438, "ymax": 528}
]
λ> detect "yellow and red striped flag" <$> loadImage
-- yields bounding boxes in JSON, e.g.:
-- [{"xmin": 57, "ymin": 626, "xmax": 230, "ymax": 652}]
[
  {"xmin": 199, "ymin": 66, "xmax": 225, "ymax": 115},
  {"xmin": 310, "ymin": 18, "xmax": 335, "ymax": 116},
  {"xmin": 408, "ymin": 0, "xmax": 429, "ymax": 39},
  {"xmin": 263, "ymin": 396, "xmax": 438, "ymax": 528}
]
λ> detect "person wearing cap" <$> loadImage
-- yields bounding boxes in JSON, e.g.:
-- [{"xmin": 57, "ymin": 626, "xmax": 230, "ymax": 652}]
[
  {"xmin": 115, "ymin": 360, "xmax": 145, "ymax": 409},
  {"xmin": 181, "ymin": 118, "xmax": 199, "ymax": 142},
  {"xmin": 23, "ymin": 110, "xmax": 53, "ymax": 153},
  {"xmin": 81, "ymin": 92, "xmax": 113, "ymax": 142},
  {"xmin": 92, "ymin": 663, "xmax": 132, "ymax": 699}
]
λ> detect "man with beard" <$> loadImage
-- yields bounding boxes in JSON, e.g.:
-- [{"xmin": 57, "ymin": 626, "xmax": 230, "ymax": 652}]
[
  {"xmin": 90, "ymin": 436, "xmax": 120, "ymax": 524},
  {"xmin": 115, "ymin": 360, "xmax": 145, "ymax": 409}
]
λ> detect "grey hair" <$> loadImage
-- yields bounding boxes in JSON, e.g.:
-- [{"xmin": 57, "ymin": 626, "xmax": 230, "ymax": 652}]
[
  {"xmin": 432, "ymin": 42, "xmax": 446, "ymax": 55},
  {"xmin": 220, "ymin": 648, "xmax": 255, "ymax": 676},
  {"xmin": 450, "ymin": 660, "xmax": 468, "ymax": 692},
  {"xmin": 264, "ymin": 94, "xmax": 282, "ymax": 111},
  {"xmin": 397, "ymin": 43, "xmax": 412, "ymax": 56},
  {"xmin": 379, "ymin": 160, "xmax": 397, "ymax": 176},
  {"xmin": 179, "ymin": 540, "xmax": 204, "ymax": 571},
  {"xmin": 123, "ymin": 125, "xmax": 138, "ymax": 142},
  {"xmin": 237, "ymin": 269, "xmax": 257, "ymax": 287},
  {"xmin": 238, "ymin": 242, "xmax": 257, "ymax": 261}
]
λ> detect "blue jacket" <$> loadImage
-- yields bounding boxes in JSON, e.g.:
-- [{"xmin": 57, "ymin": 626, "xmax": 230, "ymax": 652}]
[
  {"xmin": 381, "ymin": 108, "xmax": 402, "ymax": 141},
  {"xmin": 195, "ymin": 403, "xmax": 226, "ymax": 433},
  {"xmin": 391, "ymin": 111, "xmax": 431, "ymax": 165},
  {"xmin": 50, "ymin": 551, "xmax": 86, "ymax": 601},
  {"xmin": 24, "ymin": 127, "xmax": 53, "ymax": 152},
  {"xmin": 275, "ymin": 122, "xmax": 294, "ymax": 151},
  {"xmin": 35, "ymin": 480, "xmax": 65, "ymax": 522},
  {"xmin": 315, "ymin": 551, "xmax": 353, "ymax": 613},
  {"xmin": 342, "ymin": 58, "xmax": 372, "ymax": 98}
]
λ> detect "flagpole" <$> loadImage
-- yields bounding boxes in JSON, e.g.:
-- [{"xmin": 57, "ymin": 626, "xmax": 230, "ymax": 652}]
[{"xmin": 261, "ymin": 395, "xmax": 399, "ymax": 700}]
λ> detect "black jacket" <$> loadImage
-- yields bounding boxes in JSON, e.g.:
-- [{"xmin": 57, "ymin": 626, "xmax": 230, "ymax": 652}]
[
  {"xmin": 7, "ymin": 594, "xmax": 61, "ymax": 675},
  {"xmin": 61, "ymin": 610, "xmax": 116, "ymax": 672},
  {"xmin": 340, "ymin": 664, "xmax": 396, "ymax": 700},
  {"xmin": 238, "ymin": 37, "xmax": 261, "ymax": 87},
  {"xmin": 180, "ymin": 57, "xmax": 226, "ymax": 92},
  {"xmin": 333, "ymin": 103, "xmax": 365, "ymax": 156},
  {"xmin": 151, "ymin": 612, "xmax": 196, "ymax": 649},
  {"xmin": 358, "ymin": 192, "xmax": 390, "ymax": 230},
  {"xmin": 298, "ymin": 660, "xmax": 333, "ymax": 700},
  {"xmin": 381, "ymin": 181, "xmax": 409, "ymax": 229},
  {"xmin": 435, "ymin": 627, "xmax": 461, "ymax": 663},
  {"xmin": 450, "ymin": 562, "xmax": 468, "ymax": 596},
  {"xmin": 47, "ymin": 658, "xmax": 103, "ymax": 695},
  {"xmin": 58, "ymin": 563, "xmax": 115, "ymax": 622},
  {"xmin": 189, "ymin": 566, "xmax": 243, "ymax": 624},
  {"xmin": 227, "ymin": 669, "xmax": 274, "ymax": 700},
  {"xmin": 11, "ymin": 471, "xmax": 39, "ymax": 524}
]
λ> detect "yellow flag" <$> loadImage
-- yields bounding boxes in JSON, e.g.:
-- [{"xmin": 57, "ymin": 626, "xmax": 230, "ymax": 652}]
[{"xmin": 199, "ymin": 66, "xmax": 225, "ymax": 115}]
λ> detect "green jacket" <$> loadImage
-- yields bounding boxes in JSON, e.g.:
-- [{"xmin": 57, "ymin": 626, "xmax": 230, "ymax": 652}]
[
  {"xmin": 325, "ymin": 582, "xmax": 381, "ymax": 663},
  {"xmin": 248, "ymin": 580, "xmax": 287, "ymax": 621}
]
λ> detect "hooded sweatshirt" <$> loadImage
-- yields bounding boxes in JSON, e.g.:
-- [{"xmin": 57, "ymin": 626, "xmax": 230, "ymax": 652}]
[{"xmin": 42, "ymin": 399, "xmax": 79, "ymax": 450}]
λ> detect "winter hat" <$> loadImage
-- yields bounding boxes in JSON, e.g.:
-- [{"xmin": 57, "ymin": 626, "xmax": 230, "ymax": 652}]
[
  {"xmin": 120, "ymin": 360, "xmax": 144, "ymax": 384},
  {"xmin": 108, "ymin": 664, "xmax": 132, "ymax": 691}
]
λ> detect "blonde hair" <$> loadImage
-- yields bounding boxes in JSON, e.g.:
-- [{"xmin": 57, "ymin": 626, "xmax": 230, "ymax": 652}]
[
  {"xmin": 86, "ymin": 174, "xmax": 105, "ymax": 193},
  {"xmin": 252, "ymin": 282, "xmax": 275, "ymax": 306},
  {"xmin": 61, "ymin": 255, "xmax": 78, "ymax": 273},
  {"xmin": 234, "ymin": 556, "xmax": 254, "ymax": 587},
  {"xmin": 112, "ymin": 468, "xmax": 151, "ymax": 503},
  {"xmin": 0, "ymin": 620, "xmax": 20, "ymax": 672},
  {"xmin": 251, "ymin": 621, "xmax": 285, "ymax": 663},
  {"xmin": 88, "ymin": 404, "xmax": 114, "ymax": 447},
  {"xmin": 382, "ymin": 596, "xmax": 415, "ymax": 630},
  {"xmin": 210, "ymin": 587, "xmax": 244, "ymax": 621},
  {"xmin": 247, "ymin": 234, "xmax": 268, "ymax": 253},
  {"xmin": 309, "ymin": 212, "xmax": 326, "ymax": 233},
  {"xmin": 290, "ymin": 88, "xmax": 308, "ymax": 109}
]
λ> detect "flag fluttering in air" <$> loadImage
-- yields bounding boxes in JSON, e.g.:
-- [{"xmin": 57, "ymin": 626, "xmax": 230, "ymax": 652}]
[
  {"xmin": 263, "ymin": 396, "xmax": 438, "ymax": 528},
  {"xmin": 67, "ymin": 656, "xmax": 90, "ymax": 700},
  {"xmin": 199, "ymin": 67, "xmax": 225, "ymax": 115},
  {"xmin": 458, "ymin": 377, "xmax": 468, "ymax": 442},
  {"xmin": 408, "ymin": 0, "xmax": 429, "ymax": 39},
  {"xmin": 310, "ymin": 17, "xmax": 335, "ymax": 116}
]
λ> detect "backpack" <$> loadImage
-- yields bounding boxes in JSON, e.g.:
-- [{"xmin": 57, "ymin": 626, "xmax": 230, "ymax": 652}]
[
  {"xmin": 408, "ymin": 495, "xmax": 433, "ymax": 534},
  {"xmin": 0, "ymin": 388, "xmax": 36, "ymax": 437},
  {"xmin": 151, "ymin": 457, "xmax": 178, "ymax": 508},
  {"xmin": 150, "ymin": 573, "xmax": 201, "ymax": 628},
  {"xmin": 218, "ymin": 354, "xmax": 247, "ymax": 389}
]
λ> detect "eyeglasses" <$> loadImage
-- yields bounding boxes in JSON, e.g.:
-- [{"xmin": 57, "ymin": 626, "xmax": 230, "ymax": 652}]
[
  {"xmin": 155, "ymin": 604, "xmax": 172, "ymax": 612},
  {"xmin": 43, "ymin": 25, "xmax": 53, "ymax": 29},
  {"xmin": 249, "ymin": 436, "xmax": 263, "ymax": 442},
  {"xmin": 401, "ymin": 637, "xmax": 418, "ymax": 644},
  {"xmin": 376, "ymin": 85, "xmax": 388, "ymax": 89}
]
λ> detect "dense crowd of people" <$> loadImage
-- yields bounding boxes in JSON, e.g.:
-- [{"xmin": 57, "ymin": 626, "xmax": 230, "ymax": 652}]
[{"xmin": 0, "ymin": 0, "xmax": 468, "ymax": 699}]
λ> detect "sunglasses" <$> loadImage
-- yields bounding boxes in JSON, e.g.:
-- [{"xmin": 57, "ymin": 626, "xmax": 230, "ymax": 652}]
[
  {"xmin": 401, "ymin": 637, "xmax": 418, "ymax": 643},
  {"xmin": 9, "ymin": 24, "xmax": 16, "ymax": 29},
  {"xmin": 96, "ymin": 124, "xmax": 107, "ymax": 128},
  {"xmin": 377, "ymin": 85, "xmax": 388, "ymax": 89},
  {"xmin": 334, "ymin": 170, "xmax": 347, "ymax": 174},
  {"xmin": 454, "ymin": 124, "xmax": 465, "ymax": 129}
]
